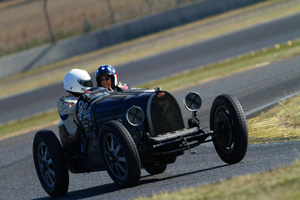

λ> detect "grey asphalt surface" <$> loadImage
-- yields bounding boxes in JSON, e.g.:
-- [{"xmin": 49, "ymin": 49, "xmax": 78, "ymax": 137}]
[
  {"xmin": 1, "ymin": 12, "xmax": 300, "ymax": 124},
  {"xmin": 1, "ymin": 10, "xmax": 300, "ymax": 200},
  {"xmin": 1, "ymin": 56, "xmax": 300, "ymax": 200}
]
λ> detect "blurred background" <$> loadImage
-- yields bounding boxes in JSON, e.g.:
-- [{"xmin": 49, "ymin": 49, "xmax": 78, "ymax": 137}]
[
  {"xmin": 2, "ymin": 1, "xmax": 300, "ymax": 199},
  {"xmin": 0, "ymin": 0, "xmax": 202, "ymax": 57}
]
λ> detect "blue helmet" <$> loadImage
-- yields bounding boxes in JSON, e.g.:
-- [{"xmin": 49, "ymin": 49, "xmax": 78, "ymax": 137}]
[{"xmin": 95, "ymin": 65, "xmax": 118, "ymax": 87}]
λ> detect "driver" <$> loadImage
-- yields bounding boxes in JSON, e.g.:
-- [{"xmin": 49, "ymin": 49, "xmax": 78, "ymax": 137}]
[
  {"xmin": 57, "ymin": 69, "xmax": 93, "ymax": 140},
  {"xmin": 95, "ymin": 64, "xmax": 130, "ymax": 91}
]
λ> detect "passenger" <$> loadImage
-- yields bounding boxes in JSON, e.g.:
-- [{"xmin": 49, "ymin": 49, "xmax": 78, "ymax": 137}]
[
  {"xmin": 95, "ymin": 64, "xmax": 130, "ymax": 91},
  {"xmin": 57, "ymin": 69, "xmax": 93, "ymax": 140}
]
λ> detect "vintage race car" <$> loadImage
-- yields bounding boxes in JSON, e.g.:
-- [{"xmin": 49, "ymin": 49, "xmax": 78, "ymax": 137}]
[{"xmin": 33, "ymin": 87, "xmax": 248, "ymax": 197}]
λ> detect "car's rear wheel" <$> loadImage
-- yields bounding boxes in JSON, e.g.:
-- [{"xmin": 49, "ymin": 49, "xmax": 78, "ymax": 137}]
[
  {"xmin": 33, "ymin": 130, "xmax": 69, "ymax": 197},
  {"xmin": 210, "ymin": 94, "xmax": 248, "ymax": 164},
  {"xmin": 144, "ymin": 163, "xmax": 167, "ymax": 175},
  {"xmin": 99, "ymin": 121, "xmax": 141, "ymax": 187}
]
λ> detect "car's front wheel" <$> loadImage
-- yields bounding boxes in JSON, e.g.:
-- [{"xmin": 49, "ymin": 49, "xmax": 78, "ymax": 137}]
[
  {"xmin": 33, "ymin": 130, "xmax": 69, "ymax": 197},
  {"xmin": 99, "ymin": 121, "xmax": 141, "ymax": 187},
  {"xmin": 210, "ymin": 94, "xmax": 248, "ymax": 164}
]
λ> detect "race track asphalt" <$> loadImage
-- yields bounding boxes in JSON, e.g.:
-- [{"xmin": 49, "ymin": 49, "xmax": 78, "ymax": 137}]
[
  {"xmin": 1, "ymin": 54, "xmax": 300, "ymax": 200},
  {"xmin": 1, "ymin": 11, "xmax": 300, "ymax": 200},
  {"xmin": 1, "ymin": 12, "xmax": 300, "ymax": 124}
]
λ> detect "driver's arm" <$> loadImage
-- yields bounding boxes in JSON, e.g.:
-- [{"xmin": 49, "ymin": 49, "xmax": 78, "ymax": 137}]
[{"xmin": 57, "ymin": 97, "xmax": 77, "ymax": 116}]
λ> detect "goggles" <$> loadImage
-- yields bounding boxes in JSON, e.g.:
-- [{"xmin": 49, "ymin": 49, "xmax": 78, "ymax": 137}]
[{"xmin": 100, "ymin": 77, "xmax": 111, "ymax": 82}]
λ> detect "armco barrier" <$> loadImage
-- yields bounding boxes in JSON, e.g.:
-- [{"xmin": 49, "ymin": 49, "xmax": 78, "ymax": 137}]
[{"xmin": 0, "ymin": 0, "xmax": 265, "ymax": 79}]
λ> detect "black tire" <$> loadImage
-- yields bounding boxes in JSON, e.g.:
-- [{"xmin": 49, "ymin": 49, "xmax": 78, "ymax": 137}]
[
  {"xmin": 33, "ymin": 130, "xmax": 69, "ymax": 197},
  {"xmin": 99, "ymin": 121, "xmax": 141, "ymax": 187},
  {"xmin": 144, "ymin": 163, "xmax": 167, "ymax": 175},
  {"xmin": 210, "ymin": 94, "xmax": 248, "ymax": 164}
]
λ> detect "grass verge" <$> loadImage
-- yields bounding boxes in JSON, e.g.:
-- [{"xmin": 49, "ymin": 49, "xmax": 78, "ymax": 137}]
[
  {"xmin": 135, "ymin": 159, "xmax": 300, "ymax": 200},
  {"xmin": 140, "ymin": 40, "xmax": 300, "ymax": 91},
  {"xmin": 0, "ymin": 109, "xmax": 59, "ymax": 140},
  {"xmin": 1, "ymin": 0, "xmax": 300, "ymax": 99},
  {"xmin": 248, "ymin": 94, "xmax": 300, "ymax": 144},
  {"xmin": 1, "ymin": 39, "xmax": 300, "ymax": 140}
]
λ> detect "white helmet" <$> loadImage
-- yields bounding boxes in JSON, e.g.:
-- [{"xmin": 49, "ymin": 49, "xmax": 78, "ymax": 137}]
[{"xmin": 63, "ymin": 69, "xmax": 93, "ymax": 95}]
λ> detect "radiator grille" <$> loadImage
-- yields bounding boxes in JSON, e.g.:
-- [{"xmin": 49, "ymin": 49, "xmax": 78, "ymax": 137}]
[{"xmin": 149, "ymin": 92, "xmax": 184, "ymax": 136}]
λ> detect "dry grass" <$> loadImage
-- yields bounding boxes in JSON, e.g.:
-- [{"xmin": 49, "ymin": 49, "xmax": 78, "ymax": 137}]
[
  {"xmin": 1, "ymin": 0, "xmax": 300, "ymax": 99},
  {"xmin": 140, "ymin": 39, "xmax": 300, "ymax": 92},
  {"xmin": 248, "ymin": 95, "xmax": 300, "ymax": 144},
  {"xmin": 1, "ymin": 38, "xmax": 300, "ymax": 141},
  {"xmin": 1, "ymin": 0, "xmax": 300, "ymax": 141},
  {"xmin": 277, "ymin": 98, "xmax": 300, "ymax": 129},
  {"xmin": 0, "ymin": 0, "xmax": 194, "ymax": 56},
  {"xmin": 136, "ymin": 160, "xmax": 300, "ymax": 200}
]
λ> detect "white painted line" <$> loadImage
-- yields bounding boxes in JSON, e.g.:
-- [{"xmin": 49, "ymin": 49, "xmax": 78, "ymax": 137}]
[{"xmin": 245, "ymin": 91, "xmax": 300, "ymax": 117}]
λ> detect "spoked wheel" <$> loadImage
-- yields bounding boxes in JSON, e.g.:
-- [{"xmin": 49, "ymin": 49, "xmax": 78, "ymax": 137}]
[
  {"xmin": 99, "ymin": 121, "xmax": 141, "ymax": 187},
  {"xmin": 210, "ymin": 94, "xmax": 248, "ymax": 164},
  {"xmin": 144, "ymin": 163, "xmax": 167, "ymax": 175},
  {"xmin": 33, "ymin": 130, "xmax": 69, "ymax": 197}
]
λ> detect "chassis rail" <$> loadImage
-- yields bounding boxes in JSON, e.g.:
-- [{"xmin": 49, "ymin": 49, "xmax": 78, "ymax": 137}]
[{"xmin": 150, "ymin": 127, "xmax": 215, "ymax": 155}]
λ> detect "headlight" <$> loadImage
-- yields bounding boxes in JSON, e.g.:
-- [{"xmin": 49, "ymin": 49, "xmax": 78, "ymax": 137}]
[
  {"xmin": 183, "ymin": 91, "xmax": 202, "ymax": 112},
  {"xmin": 126, "ymin": 106, "xmax": 145, "ymax": 126}
]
